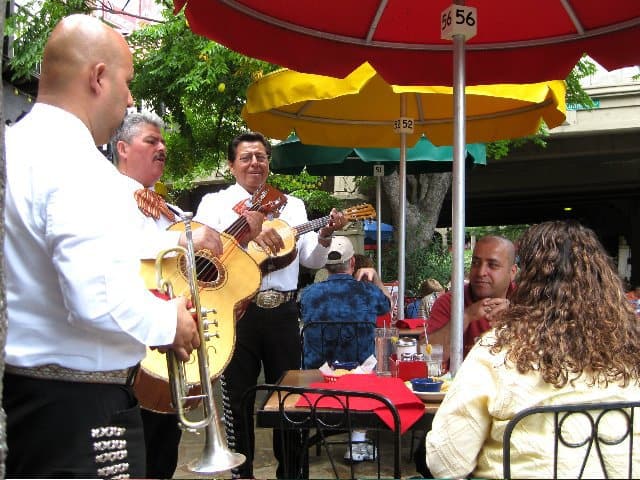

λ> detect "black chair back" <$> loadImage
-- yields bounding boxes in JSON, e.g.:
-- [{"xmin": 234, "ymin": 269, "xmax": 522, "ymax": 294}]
[
  {"xmin": 503, "ymin": 400, "xmax": 639, "ymax": 479},
  {"xmin": 300, "ymin": 321, "xmax": 376, "ymax": 369},
  {"xmin": 241, "ymin": 383, "xmax": 402, "ymax": 479}
]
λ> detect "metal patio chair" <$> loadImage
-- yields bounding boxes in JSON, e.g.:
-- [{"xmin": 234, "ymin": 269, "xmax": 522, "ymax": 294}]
[
  {"xmin": 300, "ymin": 321, "xmax": 376, "ymax": 370},
  {"xmin": 503, "ymin": 400, "xmax": 639, "ymax": 479},
  {"xmin": 241, "ymin": 383, "xmax": 402, "ymax": 479}
]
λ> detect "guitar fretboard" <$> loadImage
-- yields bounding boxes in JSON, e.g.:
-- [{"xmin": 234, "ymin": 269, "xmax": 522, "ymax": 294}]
[{"xmin": 294, "ymin": 216, "xmax": 331, "ymax": 237}]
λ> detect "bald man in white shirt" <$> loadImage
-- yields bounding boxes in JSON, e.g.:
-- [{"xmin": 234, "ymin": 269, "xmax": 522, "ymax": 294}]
[{"xmin": 3, "ymin": 15, "xmax": 198, "ymax": 478}]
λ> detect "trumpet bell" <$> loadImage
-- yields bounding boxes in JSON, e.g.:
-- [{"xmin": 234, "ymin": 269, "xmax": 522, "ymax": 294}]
[{"xmin": 186, "ymin": 449, "xmax": 246, "ymax": 475}]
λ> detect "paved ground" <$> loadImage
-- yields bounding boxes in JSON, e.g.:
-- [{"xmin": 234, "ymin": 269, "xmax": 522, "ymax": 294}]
[
  {"xmin": 175, "ymin": 425, "xmax": 423, "ymax": 479},
  {"xmin": 172, "ymin": 382, "xmax": 425, "ymax": 479}
]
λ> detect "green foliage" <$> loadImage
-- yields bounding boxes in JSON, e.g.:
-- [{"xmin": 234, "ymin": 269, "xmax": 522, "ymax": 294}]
[
  {"xmin": 566, "ymin": 57, "xmax": 598, "ymax": 107},
  {"xmin": 267, "ymin": 170, "xmax": 343, "ymax": 216},
  {"xmin": 381, "ymin": 237, "xmax": 453, "ymax": 293},
  {"xmin": 288, "ymin": 190, "xmax": 343, "ymax": 217},
  {"xmin": 127, "ymin": 11, "xmax": 277, "ymax": 191},
  {"xmin": 466, "ymin": 225, "xmax": 529, "ymax": 243},
  {"xmin": 486, "ymin": 127, "xmax": 548, "ymax": 160},
  {"xmin": 267, "ymin": 170, "xmax": 324, "ymax": 193}
]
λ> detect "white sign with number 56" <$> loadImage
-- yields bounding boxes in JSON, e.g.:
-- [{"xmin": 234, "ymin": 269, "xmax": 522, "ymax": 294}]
[{"xmin": 441, "ymin": 4, "xmax": 477, "ymax": 41}]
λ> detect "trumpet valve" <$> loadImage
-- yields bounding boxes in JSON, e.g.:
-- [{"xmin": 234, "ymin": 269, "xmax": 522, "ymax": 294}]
[{"xmin": 204, "ymin": 331, "xmax": 220, "ymax": 340}]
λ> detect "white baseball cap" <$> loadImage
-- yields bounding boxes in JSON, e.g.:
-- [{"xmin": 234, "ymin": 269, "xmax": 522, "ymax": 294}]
[{"xmin": 325, "ymin": 236, "xmax": 355, "ymax": 265}]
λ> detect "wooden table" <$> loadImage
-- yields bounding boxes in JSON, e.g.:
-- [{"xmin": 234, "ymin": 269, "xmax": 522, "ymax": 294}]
[
  {"xmin": 257, "ymin": 370, "xmax": 442, "ymax": 428},
  {"xmin": 255, "ymin": 370, "xmax": 443, "ymax": 479}
]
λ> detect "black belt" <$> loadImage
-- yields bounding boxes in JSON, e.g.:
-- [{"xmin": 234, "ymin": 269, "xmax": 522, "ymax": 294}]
[{"xmin": 252, "ymin": 289, "xmax": 296, "ymax": 309}]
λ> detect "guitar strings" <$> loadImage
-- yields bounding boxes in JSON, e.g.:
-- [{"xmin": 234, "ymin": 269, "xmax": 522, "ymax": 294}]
[{"xmin": 192, "ymin": 201, "xmax": 373, "ymax": 291}]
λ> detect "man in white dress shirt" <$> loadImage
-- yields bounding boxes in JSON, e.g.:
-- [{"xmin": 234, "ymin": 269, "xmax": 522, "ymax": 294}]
[
  {"xmin": 110, "ymin": 112, "xmax": 263, "ymax": 478},
  {"xmin": 3, "ymin": 16, "xmax": 199, "ymax": 478},
  {"xmin": 195, "ymin": 131, "xmax": 347, "ymax": 478}
]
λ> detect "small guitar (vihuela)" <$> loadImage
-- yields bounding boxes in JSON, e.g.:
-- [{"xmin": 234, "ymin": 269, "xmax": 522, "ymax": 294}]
[{"xmin": 246, "ymin": 203, "xmax": 376, "ymax": 274}]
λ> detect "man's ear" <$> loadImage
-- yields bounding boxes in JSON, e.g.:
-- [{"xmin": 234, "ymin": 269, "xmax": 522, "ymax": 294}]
[
  {"xmin": 510, "ymin": 263, "xmax": 518, "ymax": 281},
  {"xmin": 89, "ymin": 62, "xmax": 107, "ymax": 94},
  {"xmin": 116, "ymin": 140, "xmax": 128, "ymax": 157}
]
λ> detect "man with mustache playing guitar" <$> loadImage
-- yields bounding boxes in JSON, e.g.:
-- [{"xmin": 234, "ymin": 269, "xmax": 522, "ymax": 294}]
[
  {"xmin": 195, "ymin": 131, "xmax": 347, "ymax": 479},
  {"xmin": 111, "ymin": 112, "xmax": 264, "ymax": 478}
]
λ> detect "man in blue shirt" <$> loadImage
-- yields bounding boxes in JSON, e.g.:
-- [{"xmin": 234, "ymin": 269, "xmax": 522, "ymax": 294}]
[
  {"xmin": 299, "ymin": 237, "xmax": 390, "ymax": 368},
  {"xmin": 298, "ymin": 236, "xmax": 390, "ymax": 462}
]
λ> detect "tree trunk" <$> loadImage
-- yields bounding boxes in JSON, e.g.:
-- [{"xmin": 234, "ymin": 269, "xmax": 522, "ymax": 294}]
[
  {"xmin": 382, "ymin": 170, "xmax": 452, "ymax": 254},
  {"xmin": 0, "ymin": 0, "xmax": 8, "ymax": 475}
]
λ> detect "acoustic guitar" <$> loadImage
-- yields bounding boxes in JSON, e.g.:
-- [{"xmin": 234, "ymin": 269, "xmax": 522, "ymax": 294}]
[
  {"xmin": 246, "ymin": 203, "xmax": 376, "ymax": 274},
  {"xmin": 135, "ymin": 184, "xmax": 287, "ymax": 413}
]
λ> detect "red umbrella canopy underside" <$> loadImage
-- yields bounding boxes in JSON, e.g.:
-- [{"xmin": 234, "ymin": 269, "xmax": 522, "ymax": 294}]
[{"xmin": 175, "ymin": 0, "xmax": 640, "ymax": 85}]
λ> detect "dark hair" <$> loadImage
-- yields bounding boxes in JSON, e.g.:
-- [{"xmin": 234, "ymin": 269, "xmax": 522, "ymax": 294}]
[
  {"xmin": 490, "ymin": 220, "xmax": 640, "ymax": 388},
  {"xmin": 353, "ymin": 254, "xmax": 374, "ymax": 271},
  {"xmin": 228, "ymin": 132, "xmax": 271, "ymax": 162}
]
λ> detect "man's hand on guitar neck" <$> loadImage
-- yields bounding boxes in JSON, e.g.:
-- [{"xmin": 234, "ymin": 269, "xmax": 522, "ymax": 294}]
[
  {"xmin": 179, "ymin": 225, "xmax": 223, "ymax": 255},
  {"xmin": 239, "ymin": 211, "xmax": 265, "ymax": 246},
  {"xmin": 318, "ymin": 208, "xmax": 347, "ymax": 247},
  {"xmin": 152, "ymin": 296, "xmax": 200, "ymax": 362}
]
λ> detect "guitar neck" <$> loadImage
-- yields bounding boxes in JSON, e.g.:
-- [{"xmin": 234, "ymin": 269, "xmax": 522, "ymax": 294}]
[
  {"xmin": 294, "ymin": 215, "xmax": 331, "ymax": 237},
  {"xmin": 225, "ymin": 214, "xmax": 253, "ymax": 241}
]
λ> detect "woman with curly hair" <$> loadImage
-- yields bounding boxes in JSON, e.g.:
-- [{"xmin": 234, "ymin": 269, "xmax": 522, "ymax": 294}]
[{"xmin": 420, "ymin": 220, "xmax": 640, "ymax": 479}]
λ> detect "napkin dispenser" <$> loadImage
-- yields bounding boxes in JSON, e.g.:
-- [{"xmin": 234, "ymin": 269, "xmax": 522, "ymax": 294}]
[{"xmin": 389, "ymin": 354, "xmax": 427, "ymax": 381}]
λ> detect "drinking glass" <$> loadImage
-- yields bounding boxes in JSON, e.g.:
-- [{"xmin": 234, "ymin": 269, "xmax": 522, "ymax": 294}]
[
  {"xmin": 426, "ymin": 344, "xmax": 444, "ymax": 377},
  {"xmin": 374, "ymin": 327, "xmax": 398, "ymax": 375}
]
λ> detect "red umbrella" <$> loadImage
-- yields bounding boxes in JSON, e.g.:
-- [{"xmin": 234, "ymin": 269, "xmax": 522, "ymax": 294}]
[
  {"xmin": 174, "ymin": 0, "xmax": 640, "ymax": 85},
  {"xmin": 175, "ymin": 0, "xmax": 640, "ymax": 372}
]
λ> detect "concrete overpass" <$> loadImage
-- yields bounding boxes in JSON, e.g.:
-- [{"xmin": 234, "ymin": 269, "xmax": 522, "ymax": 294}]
[{"xmin": 437, "ymin": 78, "xmax": 640, "ymax": 285}]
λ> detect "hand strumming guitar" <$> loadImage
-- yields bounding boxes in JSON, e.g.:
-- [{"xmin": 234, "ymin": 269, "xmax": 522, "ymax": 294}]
[{"xmin": 253, "ymin": 225, "xmax": 286, "ymax": 256}]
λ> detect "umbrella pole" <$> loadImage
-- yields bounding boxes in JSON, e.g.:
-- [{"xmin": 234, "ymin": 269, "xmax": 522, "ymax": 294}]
[
  {"xmin": 450, "ymin": 28, "xmax": 467, "ymax": 374},
  {"xmin": 376, "ymin": 176, "xmax": 383, "ymax": 276},
  {"xmin": 397, "ymin": 94, "xmax": 408, "ymax": 322}
]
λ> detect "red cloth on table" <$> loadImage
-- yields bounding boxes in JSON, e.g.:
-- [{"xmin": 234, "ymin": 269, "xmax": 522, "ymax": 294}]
[
  {"xmin": 376, "ymin": 312, "xmax": 391, "ymax": 328},
  {"xmin": 294, "ymin": 374, "xmax": 424, "ymax": 434},
  {"xmin": 395, "ymin": 318, "xmax": 426, "ymax": 329}
]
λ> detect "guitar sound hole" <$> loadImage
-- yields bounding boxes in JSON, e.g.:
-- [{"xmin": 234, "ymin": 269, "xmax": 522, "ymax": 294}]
[{"xmin": 179, "ymin": 251, "xmax": 225, "ymax": 288}]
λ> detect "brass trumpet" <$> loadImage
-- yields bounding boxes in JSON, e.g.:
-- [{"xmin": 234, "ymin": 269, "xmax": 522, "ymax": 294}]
[{"xmin": 155, "ymin": 213, "xmax": 245, "ymax": 474}]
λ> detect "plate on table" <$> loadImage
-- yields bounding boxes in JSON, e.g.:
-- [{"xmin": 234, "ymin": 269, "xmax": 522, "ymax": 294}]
[{"xmin": 404, "ymin": 381, "xmax": 446, "ymax": 402}]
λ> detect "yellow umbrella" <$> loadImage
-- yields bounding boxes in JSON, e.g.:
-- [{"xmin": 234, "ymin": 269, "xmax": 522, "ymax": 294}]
[
  {"xmin": 242, "ymin": 63, "xmax": 566, "ymax": 371},
  {"xmin": 243, "ymin": 62, "xmax": 566, "ymax": 148}
]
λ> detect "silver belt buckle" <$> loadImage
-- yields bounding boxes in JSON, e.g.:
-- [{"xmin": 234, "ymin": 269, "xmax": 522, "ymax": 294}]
[{"xmin": 256, "ymin": 290, "xmax": 284, "ymax": 309}]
